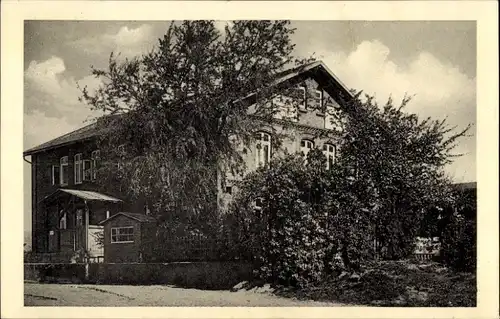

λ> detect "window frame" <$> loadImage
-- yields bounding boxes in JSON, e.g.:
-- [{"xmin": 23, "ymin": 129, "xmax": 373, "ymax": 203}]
[
  {"xmin": 297, "ymin": 86, "xmax": 306, "ymax": 110},
  {"xmin": 59, "ymin": 211, "xmax": 67, "ymax": 230},
  {"xmin": 110, "ymin": 226, "xmax": 134, "ymax": 244},
  {"xmin": 52, "ymin": 165, "xmax": 60, "ymax": 185},
  {"xmin": 255, "ymin": 132, "xmax": 271, "ymax": 168},
  {"xmin": 83, "ymin": 159, "xmax": 92, "ymax": 181},
  {"xmin": 117, "ymin": 145, "xmax": 125, "ymax": 171},
  {"xmin": 91, "ymin": 150, "xmax": 100, "ymax": 181},
  {"xmin": 323, "ymin": 143, "xmax": 336, "ymax": 170},
  {"xmin": 60, "ymin": 156, "xmax": 69, "ymax": 186},
  {"xmin": 315, "ymin": 89, "xmax": 323, "ymax": 110},
  {"xmin": 300, "ymin": 139, "xmax": 315, "ymax": 156},
  {"xmin": 74, "ymin": 153, "xmax": 83, "ymax": 184}
]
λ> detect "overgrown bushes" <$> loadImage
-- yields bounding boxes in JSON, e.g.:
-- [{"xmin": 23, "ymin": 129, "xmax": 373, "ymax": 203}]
[
  {"xmin": 228, "ymin": 150, "xmax": 376, "ymax": 287},
  {"xmin": 226, "ymin": 93, "xmax": 473, "ymax": 286},
  {"xmin": 441, "ymin": 215, "xmax": 476, "ymax": 271}
]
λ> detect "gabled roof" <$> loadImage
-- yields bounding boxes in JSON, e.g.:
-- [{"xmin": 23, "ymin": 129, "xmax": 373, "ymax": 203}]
[
  {"xmin": 23, "ymin": 121, "xmax": 105, "ymax": 156},
  {"xmin": 99, "ymin": 212, "xmax": 157, "ymax": 225},
  {"xmin": 23, "ymin": 61, "xmax": 352, "ymax": 156}
]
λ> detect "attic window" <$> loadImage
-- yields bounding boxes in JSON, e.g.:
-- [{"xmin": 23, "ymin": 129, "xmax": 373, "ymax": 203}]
[
  {"xmin": 315, "ymin": 90, "xmax": 323, "ymax": 110},
  {"xmin": 295, "ymin": 86, "xmax": 306, "ymax": 110}
]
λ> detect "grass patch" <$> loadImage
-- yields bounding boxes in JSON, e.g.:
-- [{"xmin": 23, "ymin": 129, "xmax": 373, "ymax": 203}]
[{"xmin": 276, "ymin": 260, "xmax": 476, "ymax": 307}]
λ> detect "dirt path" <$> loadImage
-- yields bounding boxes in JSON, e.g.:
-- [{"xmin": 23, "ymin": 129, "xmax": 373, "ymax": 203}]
[{"xmin": 24, "ymin": 283, "xmax": 345, "ymax": 307}]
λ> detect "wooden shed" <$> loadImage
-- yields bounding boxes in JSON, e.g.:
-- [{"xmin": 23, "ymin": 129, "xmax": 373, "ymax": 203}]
[{"xmin": 99, "ymin": 212, "xmax": 157, "ymax": 263}]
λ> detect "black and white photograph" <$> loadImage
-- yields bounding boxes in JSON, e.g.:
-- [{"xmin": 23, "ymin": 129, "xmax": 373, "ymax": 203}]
[{"xmin": 1, "ymin": 1, "xmax": 498, "ymax": 317}]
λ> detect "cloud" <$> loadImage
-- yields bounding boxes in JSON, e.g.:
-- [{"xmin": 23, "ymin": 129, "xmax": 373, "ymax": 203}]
[
  {"xmin": 318, "ymin": 40, "xmax": 476, "ymax": 182},
  {"xmin": 68, "ymin": 24, "xmax": 155, "ymax": 58},
  {"xmin": 24, "ymin": 56, "xmax": 103, "ymax": 148}
]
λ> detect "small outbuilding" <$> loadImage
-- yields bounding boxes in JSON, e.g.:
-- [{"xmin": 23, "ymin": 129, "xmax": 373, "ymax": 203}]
[{"xmin": 99, "ymin": 212, "xmax": 157, "ymax": 263}]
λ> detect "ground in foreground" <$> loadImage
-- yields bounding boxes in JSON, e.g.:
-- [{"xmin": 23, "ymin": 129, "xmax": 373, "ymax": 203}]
[
  {"xmin": 24, "ymin": 283, "xmax": 344, "ymax": 307},
  {"xmin": 276, "ymin": 260, "xmax": 476, "ymax": 307}
]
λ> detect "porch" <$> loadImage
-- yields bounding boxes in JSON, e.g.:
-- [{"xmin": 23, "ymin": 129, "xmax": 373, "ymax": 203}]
[{"xmin": 37, "ymin": 189, "xmax": 123, "ymax": 262}]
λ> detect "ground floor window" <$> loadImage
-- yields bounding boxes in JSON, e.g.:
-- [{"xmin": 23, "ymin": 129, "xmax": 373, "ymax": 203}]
[{"xmin": 111, "ymin": 226, "xmax": 134, "ymax": 243}]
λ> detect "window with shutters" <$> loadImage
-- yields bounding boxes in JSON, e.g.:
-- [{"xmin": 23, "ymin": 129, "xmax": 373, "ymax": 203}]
[
  {"xmin": 255, "ymin": 132, "xmax": 271, "ymax": 168},
  {"xmin": 323, "ymin": 144, "xmax": 336, "ymax": 170}
]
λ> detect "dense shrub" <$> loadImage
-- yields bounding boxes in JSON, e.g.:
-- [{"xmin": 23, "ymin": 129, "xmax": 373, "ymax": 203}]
[
  {"xmin": 440, "ymin": 215, "xmax": 476, "ymax": 272},
  {"xmin": 229, "ymin": 152, "xmax": 331, "ymax": 287}
]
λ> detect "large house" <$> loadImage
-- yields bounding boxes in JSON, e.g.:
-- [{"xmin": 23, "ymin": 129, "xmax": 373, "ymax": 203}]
[{"xmin": 23, "ymin": 61, "xmax": 353, "ymax": 261}]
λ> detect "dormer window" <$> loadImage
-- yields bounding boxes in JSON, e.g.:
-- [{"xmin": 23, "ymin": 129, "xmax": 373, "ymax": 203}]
[{"xmin": 255, "ymin": 132, "xmax": 271, "ymax": 168}]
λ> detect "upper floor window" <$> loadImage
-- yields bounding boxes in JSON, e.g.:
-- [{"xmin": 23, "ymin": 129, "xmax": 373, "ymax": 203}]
[
  {"xmin": 323, "ymin": 144, "xmax": 336, "ymax": 170},
  {"xmin": 60, "ymin": 156, "xmax": 69, "ymax": 186},
  {"xmin": 83, "ymin": 159, "xmax": 92, "ymax": 181},
  {"xmin": 294, "ymin": 86, "xmax": 306, "ymax": 110},
  {"xmin": 315, "ymin": 90, "xmax": 323, "ymax": 110},
  {"xmin": 300, "ymin": 140, "xmax": 314, "ymax": 159},
  {"xmin": 52, "ymin": 165, "xmax": 60, "ymax": 185},
  {"xmin": 255, "ymin": 132, "xmax": 271, "ymax": 168},
  {"xmin": 91, "ymin": 150, "xmax": 100, "ymax": 180},
  {"xmin": 74, "ymin": 153, "xmax": 83, "ymax": 184},
  {"xmin": 117, "ymin": 145, "xmax": 125, "ymax": 171}
]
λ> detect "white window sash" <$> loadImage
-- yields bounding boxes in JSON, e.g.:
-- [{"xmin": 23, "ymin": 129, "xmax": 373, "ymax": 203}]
[
  {"xmin": 60, "ymin": 156, "xmax": 69, "ymax": 186},
  {"xmin": 110, "ymin": 226, "xmax": 134, "ymax": 243},
  {"xmin": 51, "ymin": 165, "xmax": 59, "ymax": 185}
]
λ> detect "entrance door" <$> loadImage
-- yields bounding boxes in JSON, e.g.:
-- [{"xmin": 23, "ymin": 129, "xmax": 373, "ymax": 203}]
[
  {"xmin": 75, "ymin": 209, "xmax": 86, "ymax": 251},
  {"xmin": 47, "ymin": 229, "xmax": 59, "ymax": 252}
]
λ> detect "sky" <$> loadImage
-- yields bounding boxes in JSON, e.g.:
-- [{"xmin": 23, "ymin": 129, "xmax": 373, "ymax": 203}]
[{"xmin": 23, "ymin": 20, "xmax": 477, "ymax": 234}]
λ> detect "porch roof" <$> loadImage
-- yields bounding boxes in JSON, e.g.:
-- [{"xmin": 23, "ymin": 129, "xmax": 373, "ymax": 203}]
[{"xmin": 40, "ymin": 189, "xmax": 123, "ymax": 204}]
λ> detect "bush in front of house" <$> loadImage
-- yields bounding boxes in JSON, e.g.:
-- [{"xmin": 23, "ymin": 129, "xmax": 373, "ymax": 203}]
[
  {"xmin": 228, "ymin": 152, "xmax": 332, "ymax": 287},
  {"xmin": 440, "ymin": 214, "xmax": 476, "ymax": 272}
]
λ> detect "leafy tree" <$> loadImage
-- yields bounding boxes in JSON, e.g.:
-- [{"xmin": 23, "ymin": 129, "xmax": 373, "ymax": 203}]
[
  {"xmin": 80, "ymin": 20, "xmax": 309, "ymax": 234},
  {"xmin": 336, "ymin": 93, "xmax": 471, "ymax": 260},
  {"xmin": 230, "ymin": 91, "xmax": 471, "ymax": 284}
]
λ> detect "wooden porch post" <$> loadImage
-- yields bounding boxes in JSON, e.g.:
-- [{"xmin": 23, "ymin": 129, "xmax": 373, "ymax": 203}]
[{"xmin": 84, "ymin": 200, "xmax": 89, "ymax": 251}]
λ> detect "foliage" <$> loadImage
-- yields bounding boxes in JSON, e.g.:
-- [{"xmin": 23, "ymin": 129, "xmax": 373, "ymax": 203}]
[
  {"xmin": 441, "ymin": 214, "xmax": 476, "ymax": 272},
  {"xmin": 337, "ymin": 93, "xmax": 470, "ymax": 260},
  {"xmin": 229, "ymin": 150, "xmax": 336, "ymax": 286},
  {"xmin": 80, "ymin": 20, "xmax": 309, "ymax": 233},
  {"xmin": 276, "ymin": 260, "xmax": 476, "ymax": 307},
  {"xmin": 229, "ymin": 91, "xmax": 471, "ymax": 285}
]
